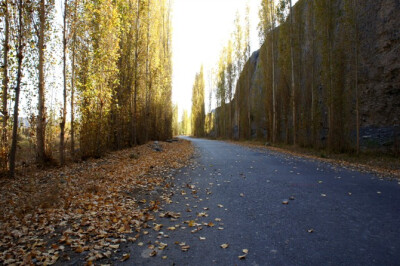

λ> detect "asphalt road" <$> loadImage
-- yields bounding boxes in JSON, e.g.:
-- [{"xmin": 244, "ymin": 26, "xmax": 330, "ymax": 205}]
[{"xmin": 122, "ymin": 137, "xmax": 400, "ymax": 266}]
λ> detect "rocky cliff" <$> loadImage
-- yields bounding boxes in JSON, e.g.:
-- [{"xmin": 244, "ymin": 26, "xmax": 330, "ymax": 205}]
[{"xmin": 231, "ymin": 0, "xmax": 400, "ymax": 152}]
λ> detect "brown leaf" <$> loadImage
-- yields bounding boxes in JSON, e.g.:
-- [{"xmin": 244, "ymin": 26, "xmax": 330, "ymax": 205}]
[
  {"xmin": 120, "ymin": 253, "xmax": 130, "ymax": 262},
  {"xmin": 220, "ymin": 243, "xmax": 229, "ymax": 249}
]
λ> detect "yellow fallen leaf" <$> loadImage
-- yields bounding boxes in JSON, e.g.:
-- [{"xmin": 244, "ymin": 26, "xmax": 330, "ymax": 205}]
[
  {"xmin": 153, "ymin": 223, "xmax": 163, "ymax": 231},
  {"xmin": 220, "ymin": 243, "xmax": 229, "ymax": 249},
  {"xmin": 243, "ymin": 249, "xmax": 249, "ymax": 254},
  {"xmin": 238, "ymin": 254, "xmax": 247, "ymax": 260},
  {"xmin": 188, "ymin": 220, "xmax": 196, "ymax": 227},
  {"xmin": 120, "ymin": 253, "xmax": 130, "ymax": 262},
  {"xmin": 158, "ymin": 242, "xmax": 168, "ymax": 250}
]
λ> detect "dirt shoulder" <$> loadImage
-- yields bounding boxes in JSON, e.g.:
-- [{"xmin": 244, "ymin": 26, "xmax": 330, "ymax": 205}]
[
  {"xmin": 0, "ymin": 139, "xmax": 194, "ymax": 265},
  {"xmin": 228, "ymin": 140, "xmax": 400, "ymax": 179}
]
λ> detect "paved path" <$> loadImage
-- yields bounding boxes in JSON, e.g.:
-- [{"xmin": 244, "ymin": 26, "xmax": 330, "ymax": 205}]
[{"xmin": 122, "ymin": 137, "xmax": 400, "ymax": 265}]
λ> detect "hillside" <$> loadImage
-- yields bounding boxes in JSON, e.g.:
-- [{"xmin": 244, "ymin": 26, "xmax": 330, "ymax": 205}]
[{"xmin": 224, "ymin": 0, "xmax": 400, "ymax": 153}]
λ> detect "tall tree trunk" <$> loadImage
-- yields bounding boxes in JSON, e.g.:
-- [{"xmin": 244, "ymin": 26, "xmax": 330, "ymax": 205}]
[
  {"xmin": 270, "ymin": 1, "xmax": 276, "ymax": 143},
  {"xmin": 353, "ymin": 0, "xmax": 360, "ymax": 155},
  {"xmin": 311, "ymin": 0, "xmax": 316, "ymax": 147},
  {"xmin": 2, "ymin": 0, "xmax": 10, "ymax": 170},
  {"xmin": 328, "ymin": 16, "xmax": 334, "ymax": 151},
  {"xmin": 132, "ymin": 0, "xmax": 140, "ymax": 146},
  {"xmin": 37, "ymin": 0, "xmax": 46, "ymax": 164},
  {"xmin": 289, "ymin": 0, "xmax": 296, "ymax": 145},
  {"xmin": 9, "ymin": 0, "xmax": 24, "ymax": 178},
  {"xmin": 60, "ymin": 0, "xmax": 67, "ymax": 165},
  {"xmin": 70, "ymin": 31, "xmax": 76, "ymax": 157},
  {"xmin": 144, "ymin": 0, "xmax": 150, "ymax": 143}
]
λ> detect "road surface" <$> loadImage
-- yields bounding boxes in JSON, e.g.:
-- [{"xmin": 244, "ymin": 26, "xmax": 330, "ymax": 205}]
[{"xmin": 122, "ymin": 137, "xmax": 400, "ymax": 265}]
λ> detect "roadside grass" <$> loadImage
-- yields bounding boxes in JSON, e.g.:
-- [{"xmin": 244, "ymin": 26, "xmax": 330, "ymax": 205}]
[{"xmin": 228, "ymin": 139, "xmax": 400, "ymax": 179}]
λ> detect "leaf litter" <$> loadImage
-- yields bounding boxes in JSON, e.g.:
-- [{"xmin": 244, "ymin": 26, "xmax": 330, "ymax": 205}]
[{"xmin": 0, "ymin": 140, "xmax": 193, "ymax": 265}]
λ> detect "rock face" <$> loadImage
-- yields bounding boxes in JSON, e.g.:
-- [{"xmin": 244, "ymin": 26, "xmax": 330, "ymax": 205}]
[
  {"xmin": 359, "ymin": 0, "xmax": 400, "ymax": 127},
  {"xmin": 230, "ymin": 0, "xmax": 400, "ymax": 152}
]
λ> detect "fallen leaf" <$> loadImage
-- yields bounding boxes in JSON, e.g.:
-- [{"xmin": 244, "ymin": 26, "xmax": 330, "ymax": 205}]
[
  {"xmin": 181, "ymin": 245, "xmax": 190, "ymax": 252},
  {"xmin": 238, "ymin": 254, "xmax": 247, "ymax": 260},
  {"xmin": 217, "ymin": 204, "xmax": 224, "ymax": 208},
  {"xmin": 199, "ymin": 237, "xmax": 206, "ymax": 240},
  {"xmin": 220, "ymin": 243, "xmax": 229, "ymax": 249},
  {"xmin": 153, "ymin": 223, "xmax": 163, "ymax": 231},
  {"xmin": 282, "ymin": 200, "xmax": 289, "ymax": 205},
  {"xmin": 158, "ymin": 242, "xmax": 168, "ymax": 250},
  {"xmin": 120, "ymin": 253, "xmax": 130, "ymax": 262},
  {"xmin": 308, "ymin": 229, "xmax": 314, "ymax": 233},
  {"xmin": 321, "ymin": 194, "xmax": 326, "ymax": 197},
  {"xmin": 188, "ymin": 220, "xmax": 196, "ymax": 227}
]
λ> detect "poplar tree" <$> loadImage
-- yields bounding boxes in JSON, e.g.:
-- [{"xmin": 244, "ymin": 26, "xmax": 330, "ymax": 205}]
[
  {"xmin": 191, "ymin": 66, "xmax": 205, "ymax": 137},
  {"xmin": 1, "ymin": 0, "xmax": 10, "ymax": 170},
  {"xmin": 36, "ymin": 0, "xmax": 47, "ymax": 164},
  {"xmin": 9, "ymin": 0, "xmax": 25, "ymax": 177},
  {"xmin": 289, "ymin": 0, "xmax": 296, "ymax": 145}
]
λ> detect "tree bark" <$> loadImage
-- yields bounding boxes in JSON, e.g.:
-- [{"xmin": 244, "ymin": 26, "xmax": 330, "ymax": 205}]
[
  {"xmin": 70, "ymin": 28, "xmax": 76, "ymax": 158},
  {"xmin": 9, "ymin": 0, "xmax": 24, "ymax": 178},
  {"xmin": 132, "ymin": 0, "xmax": 141, "ymax": 146},
  {"xmin": 270, "ymin": 1, "xmax": 276, "ymax": 143},
  {"xmin": 37, "ymin": 0, "xmax": 46, "ymax": 164},
  {"xmin": 2, "ymin": 0, "xmax": 10, "ymax": 169},
  {"xmin": 290, "ymin": 0, "xmax": 296, "ymax": 145},
  {"xmin": 144, "ymin": 0, "xmax": 151, "ymax": 143},
  {"xmin": 60, "ymin": 0, "xmax": 67, "ymax": 165},
  {"xmin": 353, "ymin": 0, "xmax": 360, "ymax": 155},
  {"xmin": 311, "ymin": 0, "xmax": 316, "ymax": 147}
]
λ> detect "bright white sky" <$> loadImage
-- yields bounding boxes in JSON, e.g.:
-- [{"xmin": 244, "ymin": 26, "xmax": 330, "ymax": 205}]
[
  {"xmin": 171, "ymin": 0, "xmax": 299, "ymax": 119},
  {"xmin": 171, "ymin": 0, "xmax": 261, "ymax": 119}
]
